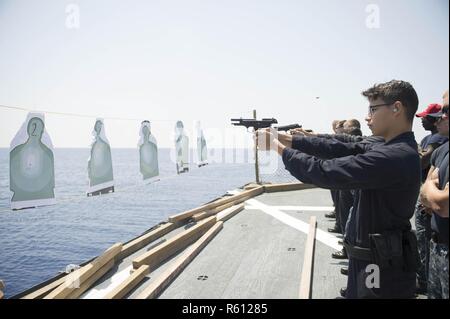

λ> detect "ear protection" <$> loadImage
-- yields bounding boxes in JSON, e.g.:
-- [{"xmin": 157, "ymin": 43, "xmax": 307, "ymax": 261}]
[{"xmin": 393, "ymin": 107, "xmax": 399, "ymax": 112}]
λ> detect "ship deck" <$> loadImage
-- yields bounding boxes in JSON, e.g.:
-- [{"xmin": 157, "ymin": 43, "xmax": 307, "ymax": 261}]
[{"xmin": 14, "ymin": 185, "xmax": 350, "ymax": 299}]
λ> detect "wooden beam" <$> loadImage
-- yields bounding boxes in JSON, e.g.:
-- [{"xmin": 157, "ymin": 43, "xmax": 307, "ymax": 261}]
[
  {"xmin": 210, "ymin": 196, "xmax": 250, "ymax": 213},
  {"xmin": 104, "ymin": 265, "xmax": 150, "ymax": 299},
  {"xmin": 22, "ymin": 224, "xmax": 172, "ymax": 299},
  {"xmin": 66, "ymin": 259, "xmax": 115, "ymax": 299},
  {"xmin": 21, "ymin": 275, "xmax": 68, "ymax": 299},
  {"xmin": 243, "ymin": 183, "xmax": 260, "ymax": 190},
  {"xmin": 168, "ymin": 186, "xmax": 264, "ymax": 223},
  {"xmin": 190, "ymin": 212, "xmax": 207, "ymax": 222},
  {"xmin": 120, "ymin": 222, "xmax": 177, "ymax": 260},
  {"xmin": 191, "ymin": 196, "xmax": 250, "ymax": 222},
  {"xmin": 132, "ymin": 216, "xmax": 216, "ymax": 270},
  {"xmin": 216, "ymin": 204, "xmax": 245, "ymax": 222},
  {"xmin": 263, "ymin": 183, "xmax": 316, "ymax": 193},
  {"xmin": 136, "ymin": 221, "xmax": 223, "ymax": 299},
  {"xmin": 0, "ymin": 280, "xmax": 4, "ymax": 299},
  {"xmin": 299, "ymin": 216, "xmax": 317, "ymax": 299},
  {"xmin": 44, "ymin": 243, "xmax": 122, "ymax": 299}
]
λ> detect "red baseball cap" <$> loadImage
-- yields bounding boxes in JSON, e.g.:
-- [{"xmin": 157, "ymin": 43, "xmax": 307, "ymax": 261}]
[{"xmin": 416, "ymin": 103, "xmax": 442, "ymax": 118}]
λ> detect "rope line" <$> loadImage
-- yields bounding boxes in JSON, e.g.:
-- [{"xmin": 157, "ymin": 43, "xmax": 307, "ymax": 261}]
[{"xmin": 0, "ymin": 104, "xmax": 174, "ymax": 122}]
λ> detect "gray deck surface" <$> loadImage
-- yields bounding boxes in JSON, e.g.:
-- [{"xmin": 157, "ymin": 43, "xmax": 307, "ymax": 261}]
[
  {"xmin": 80, "ymin": 187, "xmax": 349, "ymax": 299},
  {"xmin": 160, "ymin": 188, "xmax": 346, "ymax": 299}
]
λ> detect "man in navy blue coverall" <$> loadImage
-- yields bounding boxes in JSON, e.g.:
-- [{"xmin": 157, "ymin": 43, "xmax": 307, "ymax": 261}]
[{"xmin": 257, "ymin": 80, "xmax": 421, "ymax": 298}]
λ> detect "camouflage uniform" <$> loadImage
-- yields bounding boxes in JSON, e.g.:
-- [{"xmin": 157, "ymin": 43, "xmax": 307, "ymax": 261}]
[
  {"xmin": 427, "ymin": 142, "xmax": 449, "ymax": 299},
  {"xmin": 415, "ymin": 202, "xmax": 431, "ymax": 290},
  {"xmin": 428, "ymin": 240, "xmax": 449, "ymax": 299}
]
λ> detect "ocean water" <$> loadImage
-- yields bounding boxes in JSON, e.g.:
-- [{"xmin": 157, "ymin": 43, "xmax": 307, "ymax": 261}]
[{"xmin": 0, "ymin": 148, "xmax": 257, "ymax": 298}]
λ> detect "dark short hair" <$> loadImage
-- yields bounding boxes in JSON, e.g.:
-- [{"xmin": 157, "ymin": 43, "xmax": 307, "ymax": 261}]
[
  {"xmin": 348, "ymin": 127, "xmax": 363, "ymax": 136},
  {"xmin": 362, "ymin": 80, "xmax": 419, "ymax": 122},
  {"xmin": 346, "ymin": 119, "xmax": 361, "ymax": 129},
  {"xmin": 336, "ymin": 120, "xmax": 346, "ymax": 128},
  {"xmin": 425, "ymin": 115, "xmax": 439, "ymax": 124}
]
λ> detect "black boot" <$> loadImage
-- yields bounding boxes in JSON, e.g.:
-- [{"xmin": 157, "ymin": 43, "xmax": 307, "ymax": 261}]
[
  {"xmin": 340, "ymin": 267, "xmax": 348, "ymax": 276},
  {"xmin": 332, "ymin": 248, "xmax": 348, "ymax": 259},
  {"xmin": 325, "ymin": 211, "xmax": 336, "ymax": 219},
  {"xmin": 328, "ymin": 225, "xmax": 342, "ymax": 233}
]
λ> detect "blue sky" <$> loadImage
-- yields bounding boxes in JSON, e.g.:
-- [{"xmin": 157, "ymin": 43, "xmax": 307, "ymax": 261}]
[{"xmin": 0, "ymin": 0, "xmax": 448, "ymax": 148}]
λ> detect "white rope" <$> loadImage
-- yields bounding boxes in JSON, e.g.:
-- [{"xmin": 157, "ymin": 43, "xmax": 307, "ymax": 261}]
[{"xmin": 0, "ymin": 104, "xmax": 174, "ymax": 122}]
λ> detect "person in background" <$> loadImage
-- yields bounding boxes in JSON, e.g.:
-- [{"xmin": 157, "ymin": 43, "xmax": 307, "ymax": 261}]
[
  {"xmin": 331, "ymin": 124, "xmax": 363, "ymax": 260},
  {"xmin": 420, "ymin": 91, "xmax": 449, "ymax": 299},
  {"xmin": 343, "ymin": 119, "xmax": 361, "ymax": 133},
  {"xmin": 325, "ymin": 120, "xmax": 347, "ymax": 220},
  {"xmin": 414, "ymin": 103, "xmax": 448, "ymax": 295}
]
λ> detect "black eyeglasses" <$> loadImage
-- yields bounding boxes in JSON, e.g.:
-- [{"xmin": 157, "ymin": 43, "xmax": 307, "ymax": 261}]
[{"xmin": 368, "ymin": 103, "xmax": 393, "ymax": 116}]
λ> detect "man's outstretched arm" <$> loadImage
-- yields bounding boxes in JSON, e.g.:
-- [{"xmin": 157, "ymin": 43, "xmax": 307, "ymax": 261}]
[
  {"xmin": 274, "ymin": 131, "xmax": 371, "ymax": 160},
  {"xmin": 273, "ymin": 139, "xmax": 401, "ymax": 190}
]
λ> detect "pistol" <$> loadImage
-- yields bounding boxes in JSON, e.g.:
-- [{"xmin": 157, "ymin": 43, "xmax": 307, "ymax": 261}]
[
  {"xmin": 275, "ymin": 124, "xmax": 302, "ymax": 131},
  {"xmin": 231, "ymin": 118, "xmax": 278, "ymax": 131}
]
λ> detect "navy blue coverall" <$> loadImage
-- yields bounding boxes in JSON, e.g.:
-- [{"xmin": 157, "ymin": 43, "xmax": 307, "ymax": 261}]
[{"xmin": 282, "ymin": 132, "xmax": 420, "ymax": 298}]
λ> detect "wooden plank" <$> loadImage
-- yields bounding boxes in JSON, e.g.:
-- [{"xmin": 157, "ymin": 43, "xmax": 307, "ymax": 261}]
[
  {"xmin": 66, "ymin": 259, "xmax": 115, "ymax": 299},
  {"xmin": 216, "ymin": 204, "xmax": 245, "ymax": 222},
  {"xmin": 44, "ymin": 243, "xmax": 122, "ymax": 299},
  {"xmin": 23, "ymin": 224, "xmax": 172, "ymax": 299},
  {"xmin": 21, "ymin": 275, "xmax": 68, "ymax": 299},
  {"xmin": 0, "ymin": 280, "xmax": 4, "ymax": 299},
  {"xmin": 136, "ymin": 221, "xmax": 224, "ymax": 299},
  {"xmin": 120, "ymin": 222, "xmax": 177, "ymax": 259},
  {"xmin": 210, "ymin": 196, "xmax": 250, "ymax": 213},
  {"xmin": 191, "ymin": 196, "xmax": 250, "ymax": 222},
  {"xmin": 190, "ymin": 211, "xmax": 208, "ymax": 222},
  {"xmin": 243, "ymin": 183, "xmax": 260, "ymax": 190},
  {"xmin": 299, "ymin": 216, "xmax": 317, "ymax": 299},
  {"xmin": 132, "ymin": 216, "xmax": 216, "ymax": 270},
  {"xmin": 263, "ymin": 183, "xmax": 316, "ymax": 193},
  {"xmin": 168, "ymin": 186, "xmax": 264, "ymax": 223},
  {"xmin": 104, "ymin": 265, "xmax": 150, "ymax": 299}
]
